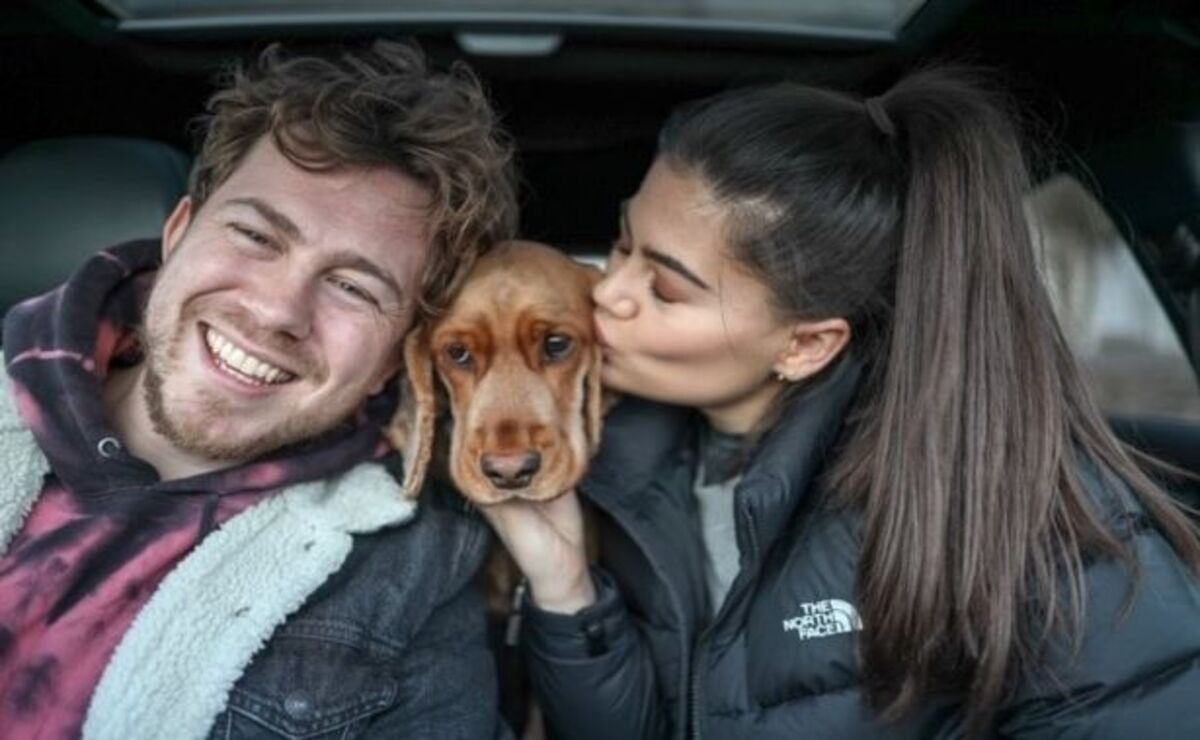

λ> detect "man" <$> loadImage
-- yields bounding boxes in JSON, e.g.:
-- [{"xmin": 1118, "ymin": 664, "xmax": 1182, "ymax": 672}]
[{"xmin": 0, "ymin": 41, "xmax": 516, "ymax": 738}]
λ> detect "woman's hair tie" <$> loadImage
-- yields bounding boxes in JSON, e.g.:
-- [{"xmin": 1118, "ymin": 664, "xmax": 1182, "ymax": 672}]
[{"xmin": 863, "ymin": 96, "xmax": 897, "ymax": 139}]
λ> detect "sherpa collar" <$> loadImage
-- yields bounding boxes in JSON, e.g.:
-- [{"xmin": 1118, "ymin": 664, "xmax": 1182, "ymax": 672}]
[{"xmin": 1, "ymin": 369, "xmax": 418, "ymax": 739}]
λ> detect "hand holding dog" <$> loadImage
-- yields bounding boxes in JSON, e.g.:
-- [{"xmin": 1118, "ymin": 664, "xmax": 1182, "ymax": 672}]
[{"xmin": 480, "ymin": 490, "xmax": 596, "ymax": 615}]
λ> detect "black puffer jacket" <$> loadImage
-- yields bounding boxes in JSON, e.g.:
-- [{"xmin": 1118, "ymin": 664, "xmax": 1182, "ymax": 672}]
[{"xmin": 523, "ymin": 359, "xmax": 1200, "ymax": 739}]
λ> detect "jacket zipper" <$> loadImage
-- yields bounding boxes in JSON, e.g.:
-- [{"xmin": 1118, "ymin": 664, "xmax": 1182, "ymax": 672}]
[
  {"xmin": 690, "ymin": 637, "xmax": 706, "ymax": 740},
  {"xmin": 587, "ymin": 494, "xmax": 694, "ymax": 739},
  {"xmin": 689, "ymin": 499, "xmax": 762, "ymax": 739},
  {"xmin": 504, "ymin": 577, "xmax": 528, "ymax": 647}
]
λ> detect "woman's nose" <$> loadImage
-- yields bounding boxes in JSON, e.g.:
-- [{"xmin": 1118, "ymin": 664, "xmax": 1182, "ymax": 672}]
[{"xmin": 592, "ymin": 270, "xmax": 637, "ymax": 320}]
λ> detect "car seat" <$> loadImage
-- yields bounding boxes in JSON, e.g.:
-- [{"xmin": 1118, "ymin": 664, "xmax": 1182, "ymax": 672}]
[{"xmin": 0, "ymin": 136, "xmax": 190, "ymax": 336}]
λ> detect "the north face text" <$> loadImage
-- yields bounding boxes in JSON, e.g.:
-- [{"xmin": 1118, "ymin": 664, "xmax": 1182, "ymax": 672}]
[{"xmin": 781, "ymin": 599, "xmax": 863, "ymax": 641}]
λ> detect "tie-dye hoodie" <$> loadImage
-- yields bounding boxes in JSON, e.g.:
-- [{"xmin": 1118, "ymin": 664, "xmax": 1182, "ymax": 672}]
[{"xmin": 0, "ymin": 239, "xmax": 397, "ymax": 737}]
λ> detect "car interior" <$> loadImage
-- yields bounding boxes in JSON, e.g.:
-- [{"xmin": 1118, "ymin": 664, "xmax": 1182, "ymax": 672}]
[{"xmin": 0, "ymin": 0, "xmax": 1196, "ymax": 497}]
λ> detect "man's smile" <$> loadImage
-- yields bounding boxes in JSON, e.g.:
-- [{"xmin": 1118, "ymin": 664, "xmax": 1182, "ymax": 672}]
[{"xmin": 201, "ymin": 324, "xmax": 298, "ymax": 387}]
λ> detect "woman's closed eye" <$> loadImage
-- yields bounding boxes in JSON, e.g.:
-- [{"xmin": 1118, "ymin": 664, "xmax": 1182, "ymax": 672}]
[
  {"xmin": 610, "ymin": 239, "xmax": 683, "ymax": 304},
  {"xmin": 650, "ymin": 277, "xmax": 682, "ymax": 303}
]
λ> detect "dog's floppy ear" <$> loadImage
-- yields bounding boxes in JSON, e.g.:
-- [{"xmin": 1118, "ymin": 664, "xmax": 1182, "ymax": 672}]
[
  {"xmin": 385, "ymin": 325, "xmax": 437, "ymax": 499},
  {"xmin": 578, "ymin": 262, "xmax": 610, "ymax": 456},
  {"xmin": 584, "ymin": 343, "xmax": 604, "ymax": 456}
]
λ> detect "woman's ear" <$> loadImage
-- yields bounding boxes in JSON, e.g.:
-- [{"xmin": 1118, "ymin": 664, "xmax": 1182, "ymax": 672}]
[
  {"xmin": 772, "ymin": 318, "xmax": 851, "ymax": 382},
  {"xmin": 161, "ymin": 196, "xmax": 193, "ymax": 259}
]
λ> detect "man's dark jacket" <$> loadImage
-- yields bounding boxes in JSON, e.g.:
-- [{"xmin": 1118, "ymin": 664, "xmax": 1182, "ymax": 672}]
[{"xmin": 523, "ymin": 359, "xmax": 1200, "ymax": 739}]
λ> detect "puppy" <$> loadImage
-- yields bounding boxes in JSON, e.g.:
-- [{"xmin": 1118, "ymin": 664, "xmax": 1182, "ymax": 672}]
[
  {"xmin": 388, "ymin": 239, "xmax": 604, "ymax": 508},
  {"xmin": 387, "ymin": 239, "xmax": 604, "ymax": 739}
]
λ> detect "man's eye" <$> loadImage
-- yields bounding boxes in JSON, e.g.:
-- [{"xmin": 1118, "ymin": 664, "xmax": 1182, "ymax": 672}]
[
  {"xmin": 231, "ymin": 224, "xmax": 272, "ymax": 248},
  {"xmin": 543, "ymin": 333, "xmax": 574, "ymax": 362},
  {"xmin": 445, "ymin": 342, "xmax": 473, "ymax": 367},
  {"xmin": 328, "ymin": 276, "xmax": 378, "ymax": 306}
]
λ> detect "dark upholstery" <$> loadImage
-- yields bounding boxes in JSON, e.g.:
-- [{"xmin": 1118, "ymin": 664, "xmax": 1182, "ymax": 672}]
[{"xmin": 0, "ymin": 137, "xmax": 190, "ymax": 321}]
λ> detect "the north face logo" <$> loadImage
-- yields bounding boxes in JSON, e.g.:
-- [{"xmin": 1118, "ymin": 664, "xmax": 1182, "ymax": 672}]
[{"xmin": 781, "ymin": 599, "xmax": 863, "ymax": 641}]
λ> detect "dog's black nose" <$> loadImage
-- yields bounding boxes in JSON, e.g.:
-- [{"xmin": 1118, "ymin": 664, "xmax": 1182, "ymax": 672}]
[{"xmin": 481, "ymin": 451, "xmax": 542, "ymax": 489}]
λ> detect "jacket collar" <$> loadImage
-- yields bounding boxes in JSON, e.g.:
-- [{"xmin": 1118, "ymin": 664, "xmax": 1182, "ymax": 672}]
[
  {"xmin": 0, "ymin": 360, "xmax": 52, "ymax": 552},
  {"xmin": 3, "ymin": 366, "xmax": 419, "ymax": 740},
  {"xmin": 584, "ymin": 393, "xmax": 695, "ymax": 509},
  {"xmin": 736, "ymin": 356, "xmax": 862, "ymax": 556},
  {"xmin": 0, "ymin": 365, "xmax": 416, "ymax": 541},
  {"xmin": 586, "ymin": 356, "xmax": 863, "ymax": 556}
]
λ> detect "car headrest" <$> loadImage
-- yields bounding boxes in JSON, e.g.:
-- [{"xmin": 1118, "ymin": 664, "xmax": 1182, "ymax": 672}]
[{"xmin": 0, "ymin": 136, "xmax": 191, "ymax": 320}]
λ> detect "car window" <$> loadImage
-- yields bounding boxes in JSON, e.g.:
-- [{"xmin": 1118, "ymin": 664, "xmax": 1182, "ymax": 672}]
[{"xmin": 1027, "ymin": 174, "xmax": 1200, "ymax": 421}]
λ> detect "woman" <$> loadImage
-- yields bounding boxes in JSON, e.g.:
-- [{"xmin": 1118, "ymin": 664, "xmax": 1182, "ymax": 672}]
[{"xmin": 484, "ymin": 67, "xmax": 1200, "ymax": 738}]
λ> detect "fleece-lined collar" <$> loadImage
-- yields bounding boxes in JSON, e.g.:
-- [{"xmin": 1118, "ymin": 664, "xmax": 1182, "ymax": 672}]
[{"xmin": 1, "ymin": 367, "xmax": 418, "ymax": 739}]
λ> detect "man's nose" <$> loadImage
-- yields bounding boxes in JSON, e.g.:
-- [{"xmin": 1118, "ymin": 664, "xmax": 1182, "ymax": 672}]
[
  {"xmin": 245, "ymin": 270, "xmax": 314, "ymax": 340},
  {"xmin": 592, "ymin": 270, "xmax": 638, "ymax": 320}
]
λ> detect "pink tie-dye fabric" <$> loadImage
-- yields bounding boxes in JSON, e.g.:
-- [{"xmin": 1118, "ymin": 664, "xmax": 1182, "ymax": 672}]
[{"xmin": 0, "ymin": 481, "xmax": 263, "ymax": 737}]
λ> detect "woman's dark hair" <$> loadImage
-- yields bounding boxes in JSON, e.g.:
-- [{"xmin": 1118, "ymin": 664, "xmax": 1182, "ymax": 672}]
[{"xmin": 659, "ymin": 66, "xmax": 1200, "ymax": 733}]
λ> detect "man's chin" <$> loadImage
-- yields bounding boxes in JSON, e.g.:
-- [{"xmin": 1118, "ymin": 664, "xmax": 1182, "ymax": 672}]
[
  {"xmin": 150, "ymin": 396, "xmax": 285, "ymax": 462},
  {"xmin": 146, "ymin": 373, "xmax": 362, "ymax": 465},
  {"xmin": 156, "ymin": 421, "xmax": 264, "ymax": 462}
]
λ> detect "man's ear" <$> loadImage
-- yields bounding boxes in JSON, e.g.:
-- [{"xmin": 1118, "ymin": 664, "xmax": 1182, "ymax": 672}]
[
  {"xmin": 161, "ymin": 196, "xmax": 193, "ymax": 259},
  {"xmin": 772, "ymin": 318, "xmax": 851, "ymax": 382}
]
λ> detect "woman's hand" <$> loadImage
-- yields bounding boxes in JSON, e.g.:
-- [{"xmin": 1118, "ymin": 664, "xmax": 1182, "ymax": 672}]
[{"xmin": 480, "ymin": 490, "xmax": 596, "ymax": 614}]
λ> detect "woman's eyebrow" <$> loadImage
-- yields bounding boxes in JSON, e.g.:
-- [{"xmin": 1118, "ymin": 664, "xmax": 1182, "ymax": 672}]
[
  {"xmin": 643, "ymin": 248, "xmax": 711, "ymax": 291},
  {"xmin": 620, "ymin": 199, "xmax": 711, "ymax": 291}
]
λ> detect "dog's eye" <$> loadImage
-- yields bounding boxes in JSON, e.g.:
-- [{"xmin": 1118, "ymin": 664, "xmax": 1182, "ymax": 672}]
[
  {"xmin": 445, "ymin": 343, "xmax": 473, "ymax": 367},
  {"xmin": 543, "ymin": 333, "xmax": 574, "ymax": 362}
]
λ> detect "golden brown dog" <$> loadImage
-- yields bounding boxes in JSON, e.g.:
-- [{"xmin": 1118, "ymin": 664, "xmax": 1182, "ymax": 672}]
[
  {"xmin": 387, "ymin": 239, "xmax": 604, "ymax": 507},
  {"xmin": 386, "ymin": 240, "xmax": 603, "ymax": 738}
]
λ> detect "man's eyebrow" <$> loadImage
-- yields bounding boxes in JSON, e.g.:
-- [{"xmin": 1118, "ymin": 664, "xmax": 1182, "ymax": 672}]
[
  {"xmin": 620, "ymin": 198, "xmax": 711, "ymax": 291},
  {"xmin": 225, "ymin": 197, "xmax": 302, "ymax": 241},
  {"xmin": 328, "ymin": 249, "xmax": 406, "ymax": 303}
]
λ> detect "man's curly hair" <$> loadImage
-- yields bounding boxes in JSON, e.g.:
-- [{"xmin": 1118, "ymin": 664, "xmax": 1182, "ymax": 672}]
[{"xmin": 189, "ymin": 40, "xmax": 518, "ymax": 318}]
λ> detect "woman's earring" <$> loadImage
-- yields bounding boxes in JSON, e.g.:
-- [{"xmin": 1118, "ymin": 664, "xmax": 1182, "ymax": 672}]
[{"xmin": 775, "ymin": 370, "xmax": 791, "ymax": 382}]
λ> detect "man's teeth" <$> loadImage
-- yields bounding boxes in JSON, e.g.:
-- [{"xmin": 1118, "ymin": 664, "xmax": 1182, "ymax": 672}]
[{"xmin": 203, "ymin": 327, "xmax": 295, "ymax": 385}]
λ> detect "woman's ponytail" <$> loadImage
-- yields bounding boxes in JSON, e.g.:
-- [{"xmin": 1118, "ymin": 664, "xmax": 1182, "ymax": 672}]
[{"xmin": 833, "ymin": 67, "xmax": 1200, "ymax": 733}]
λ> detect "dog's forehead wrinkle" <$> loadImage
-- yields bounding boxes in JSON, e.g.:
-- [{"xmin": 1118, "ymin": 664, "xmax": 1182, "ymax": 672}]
[
  {"xmin": 487, "ymin": 280, "xmax": 520, "ymax": 309},
  {"xmin": 435, "ymin": 307, "xmax": 492, "ymax": 335},
  {"xmin": 474, "ymin": 269, "xmax": 589, "ymax": 318}
]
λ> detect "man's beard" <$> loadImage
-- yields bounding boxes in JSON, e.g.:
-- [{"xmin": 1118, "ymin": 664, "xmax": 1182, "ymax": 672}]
[{"xmin": 139, "ymin": 307, "xmax": 333, "ymax": 464}]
